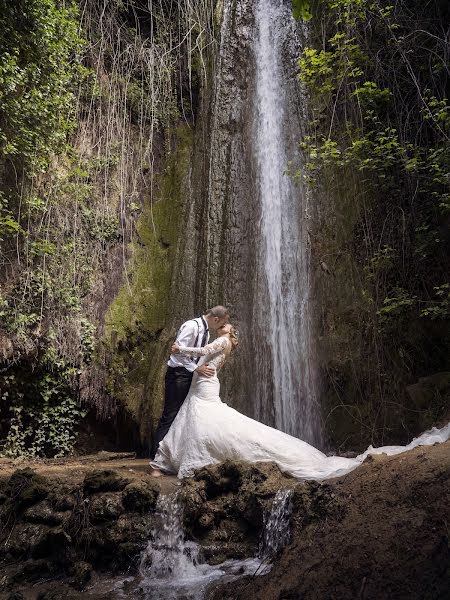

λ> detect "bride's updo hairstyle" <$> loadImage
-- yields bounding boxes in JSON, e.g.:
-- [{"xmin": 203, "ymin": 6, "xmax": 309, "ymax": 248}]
[{"xmin": 229, "ymin": 326, "xmax": 239, "ymax": 350}]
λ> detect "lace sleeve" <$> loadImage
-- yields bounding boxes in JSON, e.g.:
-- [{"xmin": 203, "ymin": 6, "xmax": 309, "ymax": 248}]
[{"xmin": 178, "ymin": 336, "xmax": 229, "ymax": 357}]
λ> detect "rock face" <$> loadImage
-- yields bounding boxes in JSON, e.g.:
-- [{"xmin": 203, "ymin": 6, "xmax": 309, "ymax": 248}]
[
  {"xmin": 2, "ymin": 443, "xmax": 450, "ymax": 599},
  {"xmin": 0, "ymin": 461, "xmax": 296, "ymax": 597},
  {"xmin": 180, "ymin": 460, "xmax": 294, "ymax": 562},
  {"xmin": 173, "ymin": 0, "xmax": 317, "ymax": 439},
  {"xmin": 0, "ymin": 468, "xmax": 160, "ymax": 593}
]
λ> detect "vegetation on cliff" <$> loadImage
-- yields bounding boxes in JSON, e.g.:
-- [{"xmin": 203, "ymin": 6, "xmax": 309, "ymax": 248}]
[
  {"xmin": 293, "ymin": 0, "xmax": 450, "ymax": 448},
  {"xmin": 0, "ymin": 0, "xmax": 216, "ymax": 458}
]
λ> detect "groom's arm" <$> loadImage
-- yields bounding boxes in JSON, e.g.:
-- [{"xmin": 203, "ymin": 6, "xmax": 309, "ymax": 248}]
[
  {"xmin": 173, "ymin": 322, "xmax": 213, "ymax": 377},
  {"xmin": 172, "ymin": 322, "xmax": 198, "ymax": 373}
]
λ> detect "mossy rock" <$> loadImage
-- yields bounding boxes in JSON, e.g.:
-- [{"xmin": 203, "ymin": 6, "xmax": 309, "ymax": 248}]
[
  {"xmin": 88, "ymin": 493, "xmax": 124, "ymax": 523},
  {"xmin": 83, "ymin": 470, "xmax": 130, "ymax": 495},
  {"xmin": 5, "ymin": 469, "xmax": 50, "ymax": 510},
  {"xmin": 122, "ymin": 480, "xmax": 159, "ymax": 513}
]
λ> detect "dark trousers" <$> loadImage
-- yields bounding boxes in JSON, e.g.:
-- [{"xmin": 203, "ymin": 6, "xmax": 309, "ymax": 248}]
[{"xmin": 151, "ymin": 366, "xmax": 193, "ymax": 458}]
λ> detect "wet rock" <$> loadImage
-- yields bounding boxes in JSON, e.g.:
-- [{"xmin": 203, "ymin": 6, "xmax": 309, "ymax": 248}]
[
  {"xmin": 31, "ymin": 527, "xmax": 72, "ymax": 560},
  {"xmin": 88, "ymin": 493, "xmax": 124, "ymax": 522},
  {"xmin": 37, "ymin": 590, "xmax": 80, "ymax": 600},
  {"xmin": 68, "ymin": 561, "xmax": 92, "ymax": 590},
  {"xmin": 181, "ymin": 460, "xmax": 294, "ymax": 563},
  {"xmin": 3, "ymin": 523, "xmax": 49, "ymax": 558},
  {"xmin": 292, "ymin": 481, "xmax": 345, "ymax": 528},
  {"xmin": 5, "ymin": 469, "xmax": 49, "ymax": 509},
  {"xmin": 52, "ymin": 486, "xmax": 77, "ymax": 511},
  {"xmin": 122, "ymin": 480, "xmax": 159, "ymax": 513},
  {"xmin": 7, "ymin": 593, "xmax": 26, "ymax": 600},
  {"xmin": 202, "ymin": 541, "xmax": 256, "ymax": 564},
  {"xmin": 23, "ymin": 500, "xmax": 67, "ymax": 525},
  {"xmin": 7, "ymin": 559, "xmax": 57, "ymax": 585},
  {"xmin": 83, "ymin": 469, "xmax": 130, "ymax": 494}
]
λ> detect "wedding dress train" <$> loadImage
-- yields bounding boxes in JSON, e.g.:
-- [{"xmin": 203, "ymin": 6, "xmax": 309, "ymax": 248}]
[{"xmin": 150, "ymin": 337, "xmax": 450, "ymax": 480}]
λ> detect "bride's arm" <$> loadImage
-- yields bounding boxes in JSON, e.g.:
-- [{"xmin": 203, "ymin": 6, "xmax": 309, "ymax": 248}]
[{"xmin": 176, "ymin": 336, "xmax": 229, "ymax": 357}]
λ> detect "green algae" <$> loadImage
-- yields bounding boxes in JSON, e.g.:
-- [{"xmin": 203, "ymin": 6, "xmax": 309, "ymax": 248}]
[{"xmin": 104, "ymin": 125, "xmax": 194, "ymax": 446}]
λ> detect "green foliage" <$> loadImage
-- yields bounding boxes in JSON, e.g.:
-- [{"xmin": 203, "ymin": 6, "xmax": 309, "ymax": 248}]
[
  {"xmin": 420, "ymin": 285, "xmax": 450, "ymax": 320},
  {"xmin": 0, "ymin": 0, "xmax": 216, "ymax": 457},
  {"xmin": 0, "ymin": 0, "xmax": 95, "ymax": 458},
  {"xmin": 292, "ymin": 0, "xmax": 313, "ymax": 21},
  {"xmin": 0, "ymin": 0, "xmax": 87, "ymax": 175},
  {"xmin": 377, "ymin": 287, "xmax": 417, "ymax": 329},
  {"xmin": 296, "ymin": 0, "xmax": 450, "ymax": 443},
  {"xmin": 2, "ymin": 370, "xmax": 88, "ymax": 459},
  {"xmin": 297, "ymin": 0, "xmax": 449, "ymax": 321}
]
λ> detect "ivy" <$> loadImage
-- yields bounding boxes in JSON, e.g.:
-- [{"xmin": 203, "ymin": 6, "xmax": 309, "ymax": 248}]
[{"xmin": 0, "ymin": 0, "xmax": 87, "ymax": 175}]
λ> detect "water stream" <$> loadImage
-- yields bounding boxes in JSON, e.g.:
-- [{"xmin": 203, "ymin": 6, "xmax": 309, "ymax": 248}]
[{"xmin": 86, "ymin": 489, "xmax": 293, "ymax": 599}]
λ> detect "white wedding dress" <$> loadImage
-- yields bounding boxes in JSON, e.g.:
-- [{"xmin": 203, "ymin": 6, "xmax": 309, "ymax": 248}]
[{"xmin": 151, "ymin": 337, "xmax": 450, "ymax": 480}]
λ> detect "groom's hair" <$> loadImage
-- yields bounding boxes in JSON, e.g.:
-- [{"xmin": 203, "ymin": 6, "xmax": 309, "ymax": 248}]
[{"xmin": 206, "ymin": 305, "xmax": 229, "ymax": 319}]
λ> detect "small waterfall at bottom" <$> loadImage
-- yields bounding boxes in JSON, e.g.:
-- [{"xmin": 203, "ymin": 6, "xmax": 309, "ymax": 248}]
[
  {"xmin": 88, "ymin": 489, "xmax": 293, "ymax": 599},
  {"xmin": 260, "ymin": 489, "xmax": 293, "ymax": 559}
]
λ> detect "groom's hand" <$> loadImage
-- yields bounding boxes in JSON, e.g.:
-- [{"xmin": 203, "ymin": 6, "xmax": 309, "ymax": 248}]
[{"xmin": 196, "ymin": 364, "xmax": 215, "ymax": 378}]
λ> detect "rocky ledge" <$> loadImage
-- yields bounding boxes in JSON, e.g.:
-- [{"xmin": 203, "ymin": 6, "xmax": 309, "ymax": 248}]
[
  {"xmin": 0, "ymin": 458, "xmax": 293, "ymax": 599},
  {"xmin": 1, "ymin": 441, "xmax": 449, "ymax": 600}
]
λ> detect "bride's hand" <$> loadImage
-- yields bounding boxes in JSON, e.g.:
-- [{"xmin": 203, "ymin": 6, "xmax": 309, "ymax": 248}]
[{"xmin": 171, "ymin": 343, "xmax": 180, "ymax": 353}]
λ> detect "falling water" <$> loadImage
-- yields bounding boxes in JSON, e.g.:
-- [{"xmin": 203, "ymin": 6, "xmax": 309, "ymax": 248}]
[
  {"xmin": 137, "ymin": 493, "xmax": 270, "ymax": 599},
  {"xmin": 253, "ymin": 0, "xmax": 321, "ymax": 445},
  {"xmin": 87, "ymin": 491, "xmax": 293, "ymax": 599},
  {"xmin": 260, "ymin": 488, "xmax": 293, "ymax": 558}
]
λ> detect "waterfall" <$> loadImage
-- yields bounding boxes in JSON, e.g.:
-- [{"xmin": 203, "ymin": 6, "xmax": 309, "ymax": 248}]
[
  {"xmin": 130, "ymin": 491, "xmax": 292, "ymax": 599},
  {"xmin": 260, "ymin": 488, "xmax": 293, "ymax": 558},
  {"xmin": 183, "ymin": 0, "xmax": 322, "ymax": 445},
  {"xmin": 253, "ymin": 0, "xmax": 321, "ymax": 445}
]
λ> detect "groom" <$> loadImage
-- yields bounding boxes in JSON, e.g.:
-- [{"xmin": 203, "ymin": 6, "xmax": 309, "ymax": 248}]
[{"xmin": 151, "ymin": 306, "xmax": 229, "ymax": 461}]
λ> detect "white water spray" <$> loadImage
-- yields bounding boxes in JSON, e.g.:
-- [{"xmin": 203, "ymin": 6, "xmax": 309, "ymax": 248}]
[
  {"xmin": 137, "ymin": 490, "xmax": 292, "ymax": 599},
  {"xmin": 260, "ymin": 488, "xmax": 293, "ymax": 558},
  {"xmin": 254, "ymin": 0, "xmax": 321, "ymax": 445}
]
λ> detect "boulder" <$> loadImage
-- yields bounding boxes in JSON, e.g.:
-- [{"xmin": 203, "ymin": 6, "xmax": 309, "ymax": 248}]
[
  {"xmin": 5, "ymin": 469, "xmax": 50, "ymax": 510},
  {"xmin": 23, "ymin": 500, "xmax": 67, "ymax": 525},
  {"xmin": 83, "ymin": 470, "xmax": 130, "ymax": 494},
  {"xmin": 122, "ymin": 481, "xmax": 159, "ymax": 513},
  {"xmin": 88, "ymin": 493, "xmax": 124, "ymax": 523}
]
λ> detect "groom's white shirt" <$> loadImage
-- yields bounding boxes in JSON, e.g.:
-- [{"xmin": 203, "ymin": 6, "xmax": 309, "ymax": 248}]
[{"xmin": 168, "ymin": 317, "xmax": 210, "ymax": 372}]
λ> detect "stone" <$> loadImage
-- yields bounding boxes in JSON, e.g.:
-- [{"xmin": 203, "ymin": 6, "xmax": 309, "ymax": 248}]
[
  {"xmin": 88, "ymin": 493, "xmax": 124, "ymax": 522},
  {"xmin": 31, "ymin": 527, "xmax": 72, "ymax": 560},
  {"xmin": 122, "ymin": 481, "xmax": 159, "ymax": 513},
  {"xmin": 406, "ymin": 371, "xmax": 450, "ymax": 410},
  {"xmin": 23, "ymin": 500, "xmax": 67, "ymax": 525},
  {"xmin": 4, "ymin": 523, "xmax": 48, "ymax": 559},
  {"xmin": 6, "ymin": 469, "xmax": 49, "ymax": 509},
  {"xmin": 68, "ymin": 561, "xmax": 92, "ymax": 590},
  {"xmin": 83, "ymin": 470, "xmax": 130, "ymax": 494}
]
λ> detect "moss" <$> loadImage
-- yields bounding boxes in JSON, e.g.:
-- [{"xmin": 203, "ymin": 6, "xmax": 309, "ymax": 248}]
[{"xmin": 104, "ymin": 125, "xmax": 193, "ymax": 445}]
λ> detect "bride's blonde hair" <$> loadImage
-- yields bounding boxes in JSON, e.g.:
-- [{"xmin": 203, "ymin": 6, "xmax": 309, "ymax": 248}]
[{"xmin": 229, "ymin": 326, "xmax": 239, "ymax": 350}]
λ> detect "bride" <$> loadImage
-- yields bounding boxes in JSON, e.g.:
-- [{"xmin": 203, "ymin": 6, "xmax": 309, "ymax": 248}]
[{"xmin": 150, "ymin": 324, "xmax": 450, "ymax": 480}]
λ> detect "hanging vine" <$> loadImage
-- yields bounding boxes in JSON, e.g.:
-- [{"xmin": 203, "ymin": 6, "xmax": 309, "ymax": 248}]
[{"xmin": 0, "ymin": 0, "xmax": 216, "ymax": 457}]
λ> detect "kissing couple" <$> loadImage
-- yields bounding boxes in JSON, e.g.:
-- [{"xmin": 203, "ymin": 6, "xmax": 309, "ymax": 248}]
[{"xmin": 149, "ymin": 306, "xmax": 450, "ymax": 480}]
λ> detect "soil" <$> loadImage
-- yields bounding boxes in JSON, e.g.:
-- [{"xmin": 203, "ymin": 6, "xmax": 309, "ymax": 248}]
[{"xmin": 0, "ymin": 452, "xmax": 178, "ymax": 496}]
